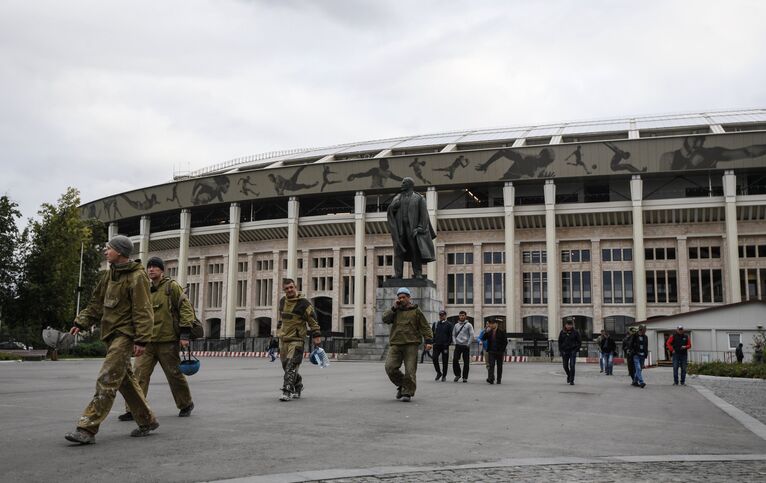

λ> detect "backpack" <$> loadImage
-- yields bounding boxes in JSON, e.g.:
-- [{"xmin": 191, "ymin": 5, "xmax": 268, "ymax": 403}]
[{"xmin": 166, "ymin": 281, "xmax": 205, "ymax": 340}]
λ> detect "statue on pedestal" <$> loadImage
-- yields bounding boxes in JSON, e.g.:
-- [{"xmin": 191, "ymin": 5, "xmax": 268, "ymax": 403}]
[{"xmin": 386, "ymin": 177, "xmax": 436, "ymax": 279}]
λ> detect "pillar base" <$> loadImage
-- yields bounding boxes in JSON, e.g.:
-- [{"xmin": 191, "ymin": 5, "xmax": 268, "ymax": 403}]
[{"xmin": 374, "ymin": 278, "xmax": 442, "ymax": 348}]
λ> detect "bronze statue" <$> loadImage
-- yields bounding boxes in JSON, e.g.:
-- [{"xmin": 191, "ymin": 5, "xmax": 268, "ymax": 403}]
[{"xmin": 387, "ymin": 177, "xmax": 436, "ymax": 279}]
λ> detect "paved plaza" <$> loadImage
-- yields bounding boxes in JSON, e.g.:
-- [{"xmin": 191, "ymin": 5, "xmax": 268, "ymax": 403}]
[{"xmin": 1, "ymin": 358, "xmax": 766, "ymax": 482}]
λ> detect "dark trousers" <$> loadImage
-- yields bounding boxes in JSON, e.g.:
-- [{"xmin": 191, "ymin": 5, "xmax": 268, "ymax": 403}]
[
  {"xmin": 432, "ymin": 344, "xmax": 449, "ymax": 376},
  {"xmin": 420, "ymin": 347, "xmax": 432, "ymax": 363},
  {"xmin": 672, "ymin": 352, "xmax": 688, "ymax": 384},
  {"xmin": 562, "ymin": 352, "xmax": 577, "ymax": 382},
  {"xmin": 453, "ymin": 345, "xmax": 470, "ymax": 380},
  {"xmin": 487, "ymin": 352, "xmax": 504, "ymax": 383}
]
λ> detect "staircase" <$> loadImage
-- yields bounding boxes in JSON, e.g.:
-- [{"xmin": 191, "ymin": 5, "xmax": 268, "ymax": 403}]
[{"xmin": 336, "ymin": 342, "xmax": 388, "ymax": 361}]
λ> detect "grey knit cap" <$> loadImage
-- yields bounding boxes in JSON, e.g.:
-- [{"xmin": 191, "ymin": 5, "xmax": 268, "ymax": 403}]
[
  {"xmin": 146, "ymin": 256, "xmax": 165, "ymax": 271},
  {"xmin": 107, "ymin": 235, "xmax": 133, "ymax": 258}
]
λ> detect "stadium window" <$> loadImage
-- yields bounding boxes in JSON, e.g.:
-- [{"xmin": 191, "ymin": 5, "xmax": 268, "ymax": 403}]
[
  {"xmin": 689, "ymin": 269, "xmax": 723, "ymax": 303},
  {"xmin": 603, "ymin": 271, "xmax": 633, "ymax": 304},
  {"xmin": 522, "ymin": 272, "xmax": 547, "ymax": 304}
]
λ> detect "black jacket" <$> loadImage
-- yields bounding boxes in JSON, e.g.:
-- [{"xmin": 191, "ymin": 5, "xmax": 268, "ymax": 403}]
[
  {"xmin": 630, "ymin": 334, "xmax": 649, "ymax": 358},
  {"xmin": 558, "ymin": 329, "xmax": 581, "ymax": 354},
  {"xmin": 622, "ymin": 334, "xmax": 634, "ymax": 357},
  {"xmin": 485, "ymin": 328, "xmax": 508, "ymax": 353},
  {"xmin": 599, "ymin": 336, "xmax": 616, "ymax": 354},
  {"xmin": 431, "ymin": 320, "xmax": 453, "ymax": 346}
]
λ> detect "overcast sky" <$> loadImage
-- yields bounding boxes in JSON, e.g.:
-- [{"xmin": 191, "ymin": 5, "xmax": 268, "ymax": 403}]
[{"xmin": 2, "ymin": 0, "xmax": 765, "ymax": 221}]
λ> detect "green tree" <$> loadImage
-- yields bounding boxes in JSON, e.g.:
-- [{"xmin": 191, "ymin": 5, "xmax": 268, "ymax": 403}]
[
  {"xmin": 0, "ymin": 195, "xmax": 22, "ymax": 337},
  {"xmin": 12, "ymin": 188, "xmax": 106, "ymax": 345}
]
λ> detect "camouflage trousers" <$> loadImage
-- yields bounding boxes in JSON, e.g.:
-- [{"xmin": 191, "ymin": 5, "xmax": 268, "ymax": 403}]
[
  {"xmin": 126, "ymin": 341, "xmax": 192, "ymax": 411},
  {"xmin": 280, "ymin": 340, "xmax": 305, "ymax": 394},
  {"xmin": 385, "ymin": 343, "xmax": 419, "ymax": 397},
  {"xmin": 78, "ymin": 335, "xmax": 156, "ymax": 434}
]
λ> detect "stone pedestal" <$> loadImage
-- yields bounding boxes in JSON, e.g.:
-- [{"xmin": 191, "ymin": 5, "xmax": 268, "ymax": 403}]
[
  {"xmin": 338, "ymin": 278, "xmax": 442, "ymax": 361},
  {"xmin": 374, "ymin": 278, "xmax": 442, "ymax": 348}
]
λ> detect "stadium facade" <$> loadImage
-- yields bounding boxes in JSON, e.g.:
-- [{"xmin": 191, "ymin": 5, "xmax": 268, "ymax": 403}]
[{"xmin": 80, "ymin": 109, "xmax": 766, "ymax": 353}]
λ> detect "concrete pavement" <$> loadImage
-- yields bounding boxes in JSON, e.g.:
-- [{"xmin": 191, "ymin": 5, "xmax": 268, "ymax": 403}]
[{"xmin": 1, "ymin": 358, "xmax": 764, "ymax": 482}]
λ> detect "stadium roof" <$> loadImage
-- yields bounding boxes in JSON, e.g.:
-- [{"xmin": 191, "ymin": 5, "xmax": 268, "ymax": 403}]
[{"xmin": 177, "ymin": 108, "xmax": 766, "ymax": 180}]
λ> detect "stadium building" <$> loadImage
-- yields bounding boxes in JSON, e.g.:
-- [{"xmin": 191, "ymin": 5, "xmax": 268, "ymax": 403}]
[{"xmin": 80, "ymin": 109, "xmax": 766, "ymax": 356}]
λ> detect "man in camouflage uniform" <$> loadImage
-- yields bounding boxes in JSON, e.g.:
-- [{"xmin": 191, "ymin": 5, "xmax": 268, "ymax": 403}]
[
  {"xmin": 119, "ymin": 256, "xmax": 195, "ymax": 421},
  {"xmin": 277, "ymin": 278, "xmax": 322, "ymax": 401},
  {"xmin": 383, "ymin": 287, "xmax": 433, "ymax": 402},
  {"xmin": 65, "ymin": 235, "xmax": 159, "ymax": 444}
]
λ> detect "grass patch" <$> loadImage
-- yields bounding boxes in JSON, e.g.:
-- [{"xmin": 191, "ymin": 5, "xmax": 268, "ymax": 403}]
[
  {"xmin": 0, "ymin": 352, "xmax": 23, "ymax": 361},
  {"xmin": 688, "ymin": 361, "xmax": 766, "ymax": 379}
]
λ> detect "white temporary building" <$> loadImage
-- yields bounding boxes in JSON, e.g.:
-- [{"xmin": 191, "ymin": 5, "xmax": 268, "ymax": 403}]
[{"xmin": 636, "ymin": 300, "xmax": 766, "ymax": 364}]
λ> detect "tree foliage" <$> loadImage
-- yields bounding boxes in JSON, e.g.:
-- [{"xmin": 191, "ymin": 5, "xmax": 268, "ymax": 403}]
[
  {"xmin": 0, "ymin": 195, "xmax": 22, "ymax": 330},
  {"xmin": 2, "ymin": 188, "xmax": 106, "ymax": 345}
]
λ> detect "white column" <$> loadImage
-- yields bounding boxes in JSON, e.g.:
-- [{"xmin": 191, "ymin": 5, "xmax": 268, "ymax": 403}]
[
  {"xmin": 353, "ymin": 191, "xmax": 365, "ymax": 339},
  {"xmin": 177, "ymin": 209, "xmax": 191, "ymax": 288},
  {"xmin": 332, "ymin": 247, "xmax": 341, "ymax": 332},
  {"xmin": 676, "ymin": 236, "xmax": 690, "ymax": 312},
  {"xmin": 426, "ymin": 187, "xmax": 438, "ymax": 279},
  {"xmin": 544, "ymin": 180, "xmax": 559, "ymax": 338},
  {"xmin": 224, "ymin": 203, "xmax": 241, "ymax": 338},
  {"xmin": 271, "ymin": 250, "xmax": 280, "ymax": 335},
  {"xmin": 286, "ymin": 197, "xmax": 299, "ymax": 280},
  {"xmin": 138, "ymin": 216, "xmax": 150, "ymax": 263},
  {"xmin": 631, "ymin": 176, "xmax": 647, "ymax": 322},
  {"xmin": 591, "ymin": 239, "xmax": 603, "ymax": 331},
  {"xmin": 473, "ymin": 242, "xmax": 482, "ymax": 325},
  {"xmin": 723, "ymin": 171, "xmax": 741, "ymax": 303},
  {"xmin": 503, "ymin": 182, "xmax": 516, "ymax": 331},
  {"xmin": 365, "ymin": 246, "xmax": 376, "ymax": 339}
]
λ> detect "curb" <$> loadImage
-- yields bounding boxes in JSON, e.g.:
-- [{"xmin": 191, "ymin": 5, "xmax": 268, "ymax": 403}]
[{"xmin": 690, "ymin": 374, "xmax": 766, "ymax": 383}]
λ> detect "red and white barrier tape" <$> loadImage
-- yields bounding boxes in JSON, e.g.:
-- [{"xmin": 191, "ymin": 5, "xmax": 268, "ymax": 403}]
[
  {"xmin": 470, "ymin": 355, "xmax": 528, "ymax": 362},
  {"xmin": 190, "ymin": 351, "xmax": 339, "ymax": 359}
]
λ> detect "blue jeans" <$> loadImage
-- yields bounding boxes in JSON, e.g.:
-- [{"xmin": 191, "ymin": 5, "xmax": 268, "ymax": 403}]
[
  {"xmin": 672, "ymin": 352, "xmax": 688, "ymax": 384},
  {"xmin": 599, "ymin": 352, "xmax": 605, "ymax": 371},
  {"xmin": 633, "ymin": 355, "xmax": 645, "ymax": 384},
  {"xmin": 562, "ymin": 352, "xmax": 577, "ymax": 382},
  {"xmin": 602, "ymin": 352, "xmax": 614, "ymax": 374}
]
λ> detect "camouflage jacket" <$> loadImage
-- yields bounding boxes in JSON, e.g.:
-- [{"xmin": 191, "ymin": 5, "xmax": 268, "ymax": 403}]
[
  {"xmin": 382, "ymin": 304, "xmax": 433, "ymax": 346},
  {"xmin": 75, "ymin": 261, "xmax": 153, "ymax": 345},
  {"xmin": 277, "ymin": 293, "xmax": 321, "ymax": 343},
  {"xmin": 150, "ymin": 276, "xmax": 194, "ymax": 343}
]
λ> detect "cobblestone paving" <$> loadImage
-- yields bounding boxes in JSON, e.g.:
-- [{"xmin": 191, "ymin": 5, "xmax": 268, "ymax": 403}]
[
  {"xmin": 313, "ymin": 460, "xmax": 766, "ymax": 482},
  {"xmin": 692, "ymin": 376, "xmax": 766, "ymax": 425}
]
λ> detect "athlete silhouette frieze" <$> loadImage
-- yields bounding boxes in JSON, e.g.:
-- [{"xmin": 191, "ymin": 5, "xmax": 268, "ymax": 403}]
[
  {"xmin": 191, "ymin": 176, "xmax": 230, "ymax": 205},
  {"xmin": 237, "ymin": 176, "xmax": 260, "ymax": 197},
  {"xmin": 604, "ymin": 142, "xmax": 645, "ymax": 173},
  {"xmin": 121, "ymin": 191, "xmax": 160, "ymax": 211},
  {"xmin": 347, "ymin": 158, "xmax": 403, "ymax": 188},
  {"xmin": 661, "ymin": 136, "xmax": 766, "ymax": 170},
  {"xmin": 476, "ymin": 147, "xmax": 556, "ymax": 179},
  {"xmin": 268, "ymin": 166, "xmax": 318, "ymax": 196},
  {"xmin": 320, "ymin": 165, "xmax": 341, "ymax": 192},
  {"xmin": 434, "ymin": 155, "xmax": 470, "ymax": 180},
  {"xmin": 565, "ymin": 145, "xmax": 591, "ymax": 174},
  {"xmin": 408, "ymin": 158, "xmax": 431, "ymax": 185}
]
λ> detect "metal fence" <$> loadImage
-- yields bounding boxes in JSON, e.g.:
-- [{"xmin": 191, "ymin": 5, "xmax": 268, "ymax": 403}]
[{"xmin": 688, "ymin": 350, "xmax": 737, "ymax": 363}]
